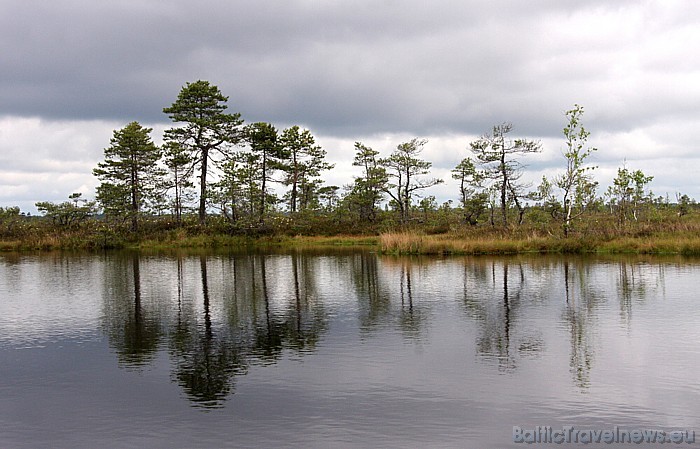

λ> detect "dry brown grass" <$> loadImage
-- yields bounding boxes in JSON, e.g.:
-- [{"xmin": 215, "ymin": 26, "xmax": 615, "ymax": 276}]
[{"xmin": 378, "ymin": 229, "xmax": 700, "ymax": 255}]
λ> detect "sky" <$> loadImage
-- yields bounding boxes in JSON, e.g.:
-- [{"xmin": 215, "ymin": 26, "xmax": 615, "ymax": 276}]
[{"xmin": 2, "ymin": 0, "xmax": 700, "ymax": 213}]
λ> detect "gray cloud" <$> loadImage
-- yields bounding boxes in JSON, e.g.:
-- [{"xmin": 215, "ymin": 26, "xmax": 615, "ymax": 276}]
[
  {"xmin": 5, "ymin": 0, "xmax": 685, "ymax": 138},
  {"xmin": 2, "ymin": 0, "xmax": 700, "ymax": 210}
]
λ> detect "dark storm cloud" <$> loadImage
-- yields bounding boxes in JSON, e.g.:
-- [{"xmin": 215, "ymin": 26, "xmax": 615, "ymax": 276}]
[{"xmin": 4, "ymin": 0, "xmax": 678, "ymax": 138}]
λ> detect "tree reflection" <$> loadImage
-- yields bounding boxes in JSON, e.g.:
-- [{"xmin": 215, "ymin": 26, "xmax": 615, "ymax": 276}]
[
  {"xmin": 102, "ymin": 251, "xmax": 330, "ymax": 408},
  {"xmin": 351, "ymin": 252, "xmax": 391, "ymax": 331},
  {"xmin": 397, "ymin": 259, "xmax": 424, "ymax": 339},
  {"xmin": 559, "ymin": 257, "xmax": 667, "ymax": 390},
  {"xmin": 616, "ymin": 259, "xmax": 664, "ymax": 323},
  {"xmin": 251, "ymin": 255, "xmax": 284, "ymax": 361},
  {"xmin": 282, "ymin": 253, "xmax": 327, "ymax": 350},
  {"xmin": 562, "ymin": 260, "xmax": 595, "ymax": 390},
  {"xmin": 243, "ymin": 253, "xmax": 327, "ymax": 362},
  {"xmin": 350, "ymin": 254, "xmax": 428, "ymax": 339},
  {"xmin": 461, "ymin": 258, "xmax": 544, "ymax": 372},
  {"xmin": 102, "ymin": 253, "xmax": 162, "ymax": 368},
  {"xmin": 481, "ymin": 261, "xmax": 520, "ymax": 372},
  {"xmin": 100, "ymin": 251, "xmax": 675, "ymax": 407},
  {"xmin": 171, "ymin": 255, "xmax": 247, "ymax": 408}
]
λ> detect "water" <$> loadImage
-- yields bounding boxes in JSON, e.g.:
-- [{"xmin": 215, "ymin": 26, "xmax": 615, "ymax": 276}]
[{"xmin": 1, "ymin": 250, "xmax": 699, "ymax": 448}]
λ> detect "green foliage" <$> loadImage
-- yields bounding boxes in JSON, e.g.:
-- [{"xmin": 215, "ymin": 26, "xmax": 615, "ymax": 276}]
[
  {"xmin": 451, "ymin": 157, "xmax": 487, "ymax": 225},
  {"xmin": 0, "ymin": 206, "xmax": 20, "ymax": 221},
  {"xmin": 547, "ymin": 105, "xmax": 599, "ymax": 236},
  {"xmin": 278, "ymin": 126, "xmax": 333, "ymax": 213},
  {"xmin": 345, "ymin": 142, "xmax": 387, "ymax": 222},
  {"xmin": 0, "ymin": 206, "xmax": 27, "ymax": 240},
  {"xmin": 162, "ymin": 140, "xmax": 195, "ymax": 224},
  {"xmin": 93, "ymin": 121, "xmax": 164, "ymax": 232},
  {"xmin": 36, "ymin": 193, "xmax": 97, "ymax": 227},
  {"xmin": 469, "ymin": 123, "xmax": 541, "ymax": 226},
  {"xmin": 380, "ymin": 138, "xmax": 443, "ymax": 224},
  {"xmin": 163, "ymin": 80, "xmax": 244, "ymax": 224},
  {"xmin": 606, "ymin": 166, "xmax": 654, "ymax": 225},
  {"xmin": 677, "ymin": 193, "xmax": 694, "ymax": 217},
  {"xmin": 8, "ymin": 93, "xmax": 700, "ymax": 254},
  {"xmin": 211, "ymin": 152, "xmax": 263, "ymax": 224},
  {"xmin": 245, "ymin": 122, "xmax": 283, "ymax": 222}
]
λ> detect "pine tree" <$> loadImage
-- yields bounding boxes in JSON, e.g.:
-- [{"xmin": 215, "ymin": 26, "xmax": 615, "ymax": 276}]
[
  {"xmin": 163, "ymin": 80, "xmax": 244, "ymax": 225},
  {"xmin": 93, "ymin": 122, "xmax": 163, "ymax": 232}
]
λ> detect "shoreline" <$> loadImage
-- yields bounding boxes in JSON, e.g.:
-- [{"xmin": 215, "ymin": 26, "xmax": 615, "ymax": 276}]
[{"xmin": 3, "ymin": 231, "xmax": 700, "ymax": 256}]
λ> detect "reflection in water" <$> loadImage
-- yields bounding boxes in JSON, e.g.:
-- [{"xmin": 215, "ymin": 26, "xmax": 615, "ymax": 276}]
[
  {"xmin": 617, "ymin": 260, "xmax": 665, "ymax": 323},
  {"xmin": 460, "ymin": 259, "xmax": 535, "ymax": 372},
  {"xmin": 563, "ymin": 260, "xmax": 595, "ymax": 390},
  {"xmin": 349, "ymin": 254, "xmax": 428, "ymax": 340},
  {"xmin": 171, "ymin": 255, "xmax": 246, "ymax": 407},
  {"xmin": 397, "ymin": 259, "xmax": 424, "ymax": 339},
  {"xmin": 101, "ymin": 253, "xmax": 162, "ymax": 368},
  {"xmin": 101, "ymin": 251, "xmax": 329, "ymax": 408},
  {"xmin": 96, "ymin": 251, "xmax": 681, "ymax": 408},
  {"xmin": 5, "ymin": 251, "xmax": 700, "ymax": 447},
  {"xmin": 351, "ymin": 251, "xmax": 390, "ymax": 331},
  {"xmin": 285, "ymin": 253, "xmax": 327, "ymax": 351}
]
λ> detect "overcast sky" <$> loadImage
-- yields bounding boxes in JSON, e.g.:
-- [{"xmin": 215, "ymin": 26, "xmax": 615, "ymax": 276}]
[{"xmin": 2, "ymin": 0, "xmax": 700, "ymax": 213}]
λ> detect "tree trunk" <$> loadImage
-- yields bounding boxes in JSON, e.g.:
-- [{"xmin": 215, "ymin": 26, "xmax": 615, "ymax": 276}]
[
  {"xmin": 131, "ymin": 166, "xmax": 139, "ymax": 233},
  {"xmin": 259, "ymin": 153, "xmax": 267, "ymax": 223},
  {"xmin": 500, "ymin": 153, "xmax": 508, "ymax": 226},
  {"xmin": 199, "ymin": 148, "xmax": 208, "ymax": 225}
]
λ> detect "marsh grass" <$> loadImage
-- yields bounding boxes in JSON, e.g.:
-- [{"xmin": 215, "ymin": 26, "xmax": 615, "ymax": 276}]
[
  {"xmin": 378, "ymin": 229, "xmax": 700, "ymax": 255},
  {"xmin": 3, "ymin": 209, "xmax": 700, "ymax": 255}
]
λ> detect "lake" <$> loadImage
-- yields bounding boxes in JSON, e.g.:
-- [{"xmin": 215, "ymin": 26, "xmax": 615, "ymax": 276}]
[{"xmin": 1, "ymin": 249, "xmax": 699, "ymax": 448}]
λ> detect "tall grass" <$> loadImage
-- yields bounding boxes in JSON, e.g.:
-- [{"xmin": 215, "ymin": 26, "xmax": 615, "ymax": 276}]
[{"xmin": 378, "ymin": 230, "xmax": 700, "ymax": 255}]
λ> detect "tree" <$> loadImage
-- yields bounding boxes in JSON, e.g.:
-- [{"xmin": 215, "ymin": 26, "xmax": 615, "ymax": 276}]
[
  {"xmin": 245, "ymin": 122, "xmax": 283, "ymax": 223},
  {"xmin": 163, "ymin": 80, "xmax": 244, "ymax": 225},
  {"xmin": 211, "ymin": 156, "xmax": 248, "ymax": 224},
  {"xmin": 317, "ymin": 185, "xmax": 340, "ymax": 211},
  {"xmin": 93, "ymin": 121, "xmax": 163, "ymax": 232},
  {"xmin": 0, "ymin": 206, "xmax": 20, "ymax": 222},
  {"xmin": 162, "ymin": 141, "xmax": 195, "ymax": 224},
  {"xmin": 606, "ymin": 166, "xmax": 653, "ymax": 225},
  {"xmin": 348, "ymin": 142, "xmax": 387, "ymax": 222},
  {"xmin": 36, "ymin": 193, "xmax": 97, "ymax": 227},
  {"xmin": 451, "ymin": 157, "xmax": 488, "ymax": 225},
  {"xmin": 469, "ymin": 123, "xmax": 541, "ymax": 226},
  {"xmin": 381, "ymin": 138, "xmax": 443, "ymax": 224},
  {"xmin": 0, "ymin": 206, "xmax": 22, "ymax": 238},
  {"xmin": 278, "ymin": 126, "xmax": 333, "ymax": 213},
  {"xmin": 554, "ymin": 105, "xmax": 598, "ymax": 236},
  {"xmin": 676, "ymin": 193, "xmax": 694, "ymax": 217}
]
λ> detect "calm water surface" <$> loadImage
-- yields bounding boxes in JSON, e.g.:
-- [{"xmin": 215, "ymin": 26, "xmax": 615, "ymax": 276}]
[{"xmin": 1, "ymin": 250, "xmax": 699, "ymax": 448}]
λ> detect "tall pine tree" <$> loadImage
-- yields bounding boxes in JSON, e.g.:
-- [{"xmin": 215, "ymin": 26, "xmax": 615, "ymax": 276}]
[
  {"xmin": 163, "ymin": 80, "xmax": 244, "ymax": 225},
  {"xmin": 93, "ymin": 122, "xmax": 163, "ymax": 232}
]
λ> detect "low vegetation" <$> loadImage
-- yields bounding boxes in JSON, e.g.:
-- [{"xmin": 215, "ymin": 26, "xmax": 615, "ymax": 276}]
[{"xmin": 2, "ymin": 202, "xmax": 700, "ymax": 255}]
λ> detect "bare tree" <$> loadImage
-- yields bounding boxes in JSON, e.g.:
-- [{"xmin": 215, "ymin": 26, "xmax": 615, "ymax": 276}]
[
  {"xmin": 469, "ymin": 124, "xmax": 541, "ymax": 226},
  {"xmin": 381, "ymin": 138, "xmax": 443, "ymax": 224}
]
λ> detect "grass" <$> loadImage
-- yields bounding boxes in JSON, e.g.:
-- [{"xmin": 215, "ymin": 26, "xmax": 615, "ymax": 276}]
[
  {"xmin": 0, "ymin": 231, "xmax": 380, "ymax": 252},
  {"xmin": 4, "ymin": 230, "xmax": 700, "ymax": 255},
  {"xmin": 4, "ymin": 211, "xmax": 700, "ymax": 256},
  {"xmin": 377, "ymin": 230, "xmax": 700, "ymax": 255}
]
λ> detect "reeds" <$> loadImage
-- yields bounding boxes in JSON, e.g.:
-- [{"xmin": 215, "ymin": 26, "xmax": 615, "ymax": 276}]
[{"xmin": 378, "ymin": 230, "xmax": 700, "ymax": 255}]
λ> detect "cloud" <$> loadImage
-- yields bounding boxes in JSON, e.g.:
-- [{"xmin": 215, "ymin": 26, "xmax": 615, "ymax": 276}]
[
  {"xmin": 1, "ymin": 0, "xmax": 700, "ymax": 210},
  {"xmin": 0, "ymin": 118, "xmax": 145, "ymax": 211},
  {"xmin": 4, "ymin": 0, "xmax": 693, "ymax": 135}
]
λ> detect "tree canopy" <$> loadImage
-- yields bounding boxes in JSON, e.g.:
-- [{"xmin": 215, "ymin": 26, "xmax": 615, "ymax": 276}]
[
  {"xmin": 93, "ymin": 121, "xmax": 163, "ymax": 232},
  {"xmin": 163, "ymin": 80, "xmax": 244, "ymax": 225}
]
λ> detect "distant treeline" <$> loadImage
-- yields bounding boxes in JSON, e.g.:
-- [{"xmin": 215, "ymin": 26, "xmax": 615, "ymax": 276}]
[{"xmin": 0, "ymin": 81, "xmax": 697, "ymax": 249}]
